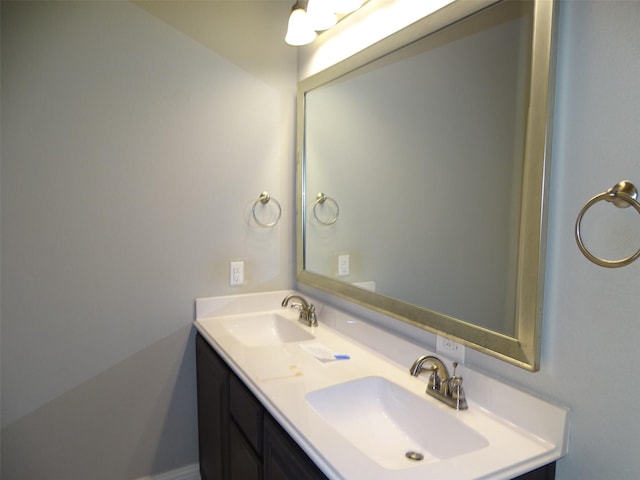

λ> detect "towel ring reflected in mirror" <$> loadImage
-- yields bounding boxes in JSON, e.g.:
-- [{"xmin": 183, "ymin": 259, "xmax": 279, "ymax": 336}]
[
  {"xmin": 313, "ymin": 193, "xmax": 340, "ymax": 225},
  {"xmin": 575, "ymin": 180, "xmax": 640, "ymax": 268},
  {"xmin": 252, "ymin": 192, "xmax": 282, "ymax": 228}
]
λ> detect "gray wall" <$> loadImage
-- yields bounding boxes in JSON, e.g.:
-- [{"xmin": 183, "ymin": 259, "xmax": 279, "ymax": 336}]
[
  {"xmin": 0, "ymin": 1, "xmax": 296, "ymax": 479},
  {"xmin": 300, "ymin": 1, "xmax": 640, "ymax": 479}
]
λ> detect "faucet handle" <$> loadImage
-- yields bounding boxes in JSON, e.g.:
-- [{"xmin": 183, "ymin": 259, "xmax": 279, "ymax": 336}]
[
  {"xmin": 427, "ymin": 367, "xmax": 441, "ymax": 392},
  {"xmin": 448, "ymin": 362, "xmax": 462, "ymax": 392},
  {"xmin": 307, "ymin": 304, "xmax": 318, "ymax": 327},
  {"xmin": 449, "ymin": 376, "xmax": 467, "ymax": 410},
  {"xmin": 448, "ymin": 362, "xmax": 468, "ymax": 410},
  {"xmin": 450, "ymin": 375, "xmax": 463, "ymax": 393}
]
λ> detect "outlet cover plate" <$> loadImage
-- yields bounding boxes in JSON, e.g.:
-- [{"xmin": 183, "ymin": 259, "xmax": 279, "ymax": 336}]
[{"xmin": 436, "ymin": 335, "xmax": 465, "ymax": 364}]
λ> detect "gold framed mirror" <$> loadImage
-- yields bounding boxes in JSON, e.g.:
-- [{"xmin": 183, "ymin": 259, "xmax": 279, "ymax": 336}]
[{"xmin": 296, "ymin": 0, "xmax": 557, "ymax": 371}]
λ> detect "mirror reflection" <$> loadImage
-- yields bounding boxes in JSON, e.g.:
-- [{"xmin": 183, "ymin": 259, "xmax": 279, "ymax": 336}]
[{"xmin": 298, "ymin": 0, "xmax": 557, "ymax": 370}]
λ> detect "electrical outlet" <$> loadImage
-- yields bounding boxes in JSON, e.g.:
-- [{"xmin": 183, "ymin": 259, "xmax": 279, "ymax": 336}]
[
  {"xmin": 230, "ymin": 261, "xmax": 244, "ymax": 286},
  {"xmin": 436, "ymin": 335, "xmax": 465, "ymax": 363}
]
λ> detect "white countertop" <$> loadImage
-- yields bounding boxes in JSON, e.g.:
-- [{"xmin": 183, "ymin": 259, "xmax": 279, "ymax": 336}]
[{"xmin": 195, "ymin": 290, "xmax": 569, "ymax": 480}]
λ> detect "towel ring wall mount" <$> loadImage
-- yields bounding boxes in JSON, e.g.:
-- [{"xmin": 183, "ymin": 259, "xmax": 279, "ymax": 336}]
[
  {"xmin": 252, "ymin": 192, "xmax": 282, "ymax": 228},
  {"xmin": 575, "ymin": 180, "xmax": 640, "ymax": 268},
  {"xmin": 313, "ymin": 192, "xmax": 340, "ymax": 225}
]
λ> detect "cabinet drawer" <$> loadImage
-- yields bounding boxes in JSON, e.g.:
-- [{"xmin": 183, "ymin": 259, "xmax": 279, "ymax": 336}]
[
  {"xmin": 229, "ymin": 373, "xmax": 263, "ymax": 454},
  {"xmin": 230, "ymin": 421, "xmax": 261, "ymax": 480}
]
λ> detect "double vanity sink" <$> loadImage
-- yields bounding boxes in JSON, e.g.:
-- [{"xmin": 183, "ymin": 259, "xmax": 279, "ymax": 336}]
[
  {"xmin": 216, "ymin": 311, "xmax": 486, "ymax": 469},
  {"xmin": 195, "ymin": 291, "xmax": 569, "ymax": 479}
]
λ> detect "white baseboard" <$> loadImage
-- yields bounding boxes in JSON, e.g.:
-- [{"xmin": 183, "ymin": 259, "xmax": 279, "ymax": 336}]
[{"xmin": 134, "ymin": 463, "xmax": 200, "ymax": 480}]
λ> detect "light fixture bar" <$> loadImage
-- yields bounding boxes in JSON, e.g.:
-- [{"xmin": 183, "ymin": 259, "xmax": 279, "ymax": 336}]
[{"xmin": 333, "ymin": 0, "xmax": 366, "ymax": 15}]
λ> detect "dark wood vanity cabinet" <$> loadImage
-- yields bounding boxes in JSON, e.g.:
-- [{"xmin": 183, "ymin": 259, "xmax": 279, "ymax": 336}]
[
  {"xmin": 196, "ymin": 333, "xmax": 555, "ymax": 480},
  {"xmin": 196, "ymin": 333, "xmax": 230, "ymax": 480},
  {"xmin": 196, "ymin": 333, "xmax": 328, "ymax": 480},
  {"xmin": 263, "ymin": 414, "xmax": 329, "ymax": 480},
  {"xmin": 514, "ymin": 463, "xmax": 556, "ymax": 480}
]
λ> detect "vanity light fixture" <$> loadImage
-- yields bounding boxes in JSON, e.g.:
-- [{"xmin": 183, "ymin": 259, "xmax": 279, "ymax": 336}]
[
  {"xmin": 333, "ymin": 0, "xmax": 366, "ymax": 14},
  {"xmin": 285, "ymin": 0, "xmax": 367, "ymax": 46},
  {"xmin": 285, "ymin": 0, "xmax": 318, "ymax": 46},
  {"xmin": 307, "ymin": 0, "xmax": 338, "ymax": 31}
]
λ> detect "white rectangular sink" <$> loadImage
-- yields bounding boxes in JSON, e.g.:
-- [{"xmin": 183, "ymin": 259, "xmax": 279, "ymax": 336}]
[
  {"xmin": 306, "ymin": 376, "xmax": 489, "ymax": 470},
  {"xmin": 219, "ymin": 312, "xmax": 314, "ymax": 347}
]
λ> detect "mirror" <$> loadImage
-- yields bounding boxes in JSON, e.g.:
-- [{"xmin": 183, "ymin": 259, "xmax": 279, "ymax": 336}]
[{"xmin": 296, "ymin": 0, "xmax": 557, "ymax": 371}]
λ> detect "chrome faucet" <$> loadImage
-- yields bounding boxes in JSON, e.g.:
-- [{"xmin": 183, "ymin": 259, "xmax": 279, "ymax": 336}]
[
  {"xmin": 409, "ymin": 355, "xmax": 468, "ymax": 410},
  {"xmin": 281, "ymin": 294, "xmax": 318, "ymax": 327}
]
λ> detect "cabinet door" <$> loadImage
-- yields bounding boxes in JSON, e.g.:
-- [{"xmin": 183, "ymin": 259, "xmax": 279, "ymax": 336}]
[
  {"xmin": 196, "ymin": 334, "xmax": 230, "ymax": 480},
  {"xmin": 230, "ymin": 374, "xmax": 263, "ymax": 455},
  {"xmin": 263, "ymin": 415, "xmax": 328, "ymax": 480},
  {"xmin": 230, "ymin": 421, "xmax": 262, "ymax": 480}
]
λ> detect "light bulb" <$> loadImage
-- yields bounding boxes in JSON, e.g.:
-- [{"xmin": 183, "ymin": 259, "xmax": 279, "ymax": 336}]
[
  {"xmin": 307, "ymin": 0, "xmax": 337, "ymax": 31},
  {"xmin": 285, "ymin": 6, "xmax": 317, "ymax": 46}
]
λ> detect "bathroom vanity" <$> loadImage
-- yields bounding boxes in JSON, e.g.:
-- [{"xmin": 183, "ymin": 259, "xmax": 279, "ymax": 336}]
[
  {"xmin": 194, "ymin": 291, "xmax": 568, "ymax": 480},
  {"xmin": 196, "ymin": 3, "xmax": 565, "ymax": 477}
]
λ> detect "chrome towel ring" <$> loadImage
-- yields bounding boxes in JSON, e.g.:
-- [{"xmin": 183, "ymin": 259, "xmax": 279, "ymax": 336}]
[
  {"xmin": 575, "ymin": 180, "xmax": 640, "ymax": 268},
  {"xmin": 313, "ymin": 192, "xmax": 339, "ymax": 225},
  {"xmin": 252, "ymin": 192, "xmax": 281, "ymax": 228}
]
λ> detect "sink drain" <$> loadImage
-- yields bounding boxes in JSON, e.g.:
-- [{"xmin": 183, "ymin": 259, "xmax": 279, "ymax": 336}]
[{"xmin": 405, "ymin": 451, "xmax": 424, "ymax": 461}]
